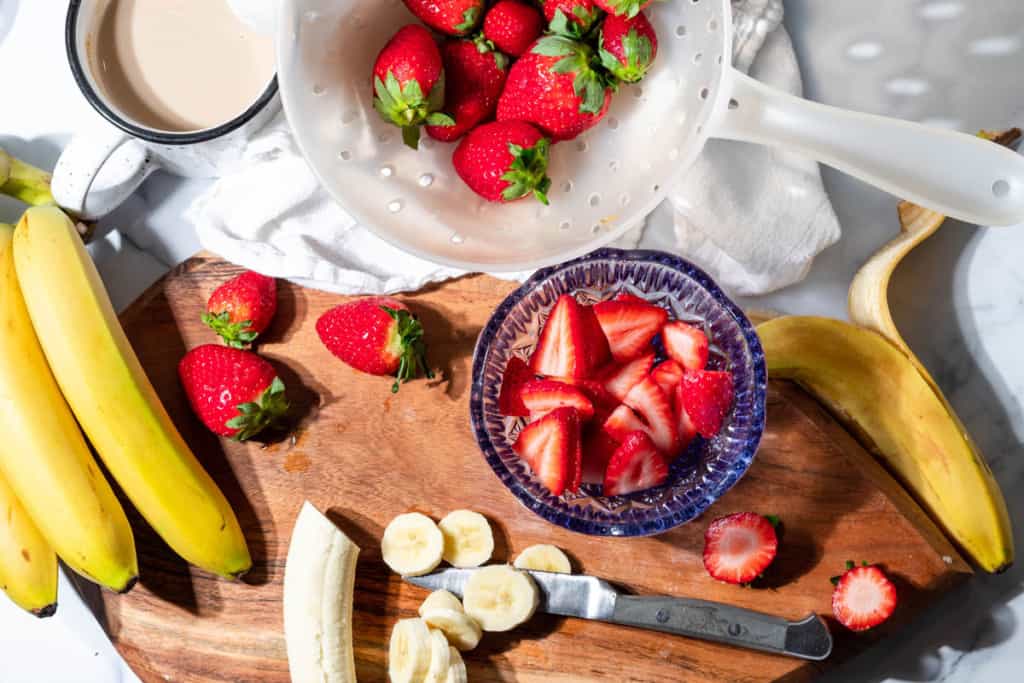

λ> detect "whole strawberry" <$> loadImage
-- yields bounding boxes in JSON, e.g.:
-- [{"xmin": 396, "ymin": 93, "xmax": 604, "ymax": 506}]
[
  {"xmin": 402, "ymin": 0, "xmax": 485, "ymax": 36},
  {"xmin": 426, "ymin": 39, "xmax": 508, "ymax": 142},
  {"xmin": 542, "ymin": 0, "xmax": 603, "ymax": 38},
  {"xmin": 453, "ymin": 121, "xmax": 552, "ymax": 203},
  {"xmin": 178, "ymin": 345, "xmax": 289, "ymax": 441},
  {"xmin": 599, "ymin": 11, "xmax": 658, "ymax": 83},
  {"xmin": 316, "ymin": 297, "xmax": 433, "ymax": 392},
  {"xmin": 497, "ymin": 36, "xmax": 613, "ymax": 141},
  {"xmin": 483, "ymin": 1, "xmax": 545, "ymax": 57},
  {"xmin": 202, "ymin": 271, "xmax": 277, "ymax": 348},
  {"xmin": 593, "ymin": 0, "xmax": 652, "ymax": 18},
  {"xmin": 372, "ymin": 25, "xmax": 454, "ymax": 149}
]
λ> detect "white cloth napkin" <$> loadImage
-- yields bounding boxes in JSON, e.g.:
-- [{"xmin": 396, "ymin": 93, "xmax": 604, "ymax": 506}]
[{"xmin": 190, "ymin": 0, "xmax": 840, "ymax": 296}]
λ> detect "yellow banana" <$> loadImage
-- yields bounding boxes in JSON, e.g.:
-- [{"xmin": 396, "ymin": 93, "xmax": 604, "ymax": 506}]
[
  {"xmin": 13, "ymin": 207, "xmax": 251, "ymax": 579},
  {"xmin": 758, "ymin": 316, "xmax": 1013, "ymax": 573},
  {"xmin": 0, "ymin": 222, "xmax": 137, "ymax": 592},
  {"xmin": 0, "ymin": 469, "xmax": 58, "ymax": 617},
  {"xmin": 0, "ymin": 148, "xmax": 55, "ymax": 207}
]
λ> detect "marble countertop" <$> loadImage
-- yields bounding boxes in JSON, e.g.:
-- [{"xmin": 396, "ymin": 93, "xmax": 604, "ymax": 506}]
[{"xmin": 1, "ymin": 1, "xmax": 1022, "ymax": 682}]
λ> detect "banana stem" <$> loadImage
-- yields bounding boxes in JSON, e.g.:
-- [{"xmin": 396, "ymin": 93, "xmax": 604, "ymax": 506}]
[{"xmin": 0, "ymin": 148, "xmax": 56, "ymax": 207}]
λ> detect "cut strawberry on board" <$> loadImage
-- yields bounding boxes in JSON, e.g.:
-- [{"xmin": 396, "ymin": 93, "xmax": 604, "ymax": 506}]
[
  {"xmin": 623, "ymin": 376, "xmax": 678, "ymax": 454},
  {"xmin": 831, "ymin": 563, "xmax": 898, "ymax": 632},
  {"xmin": 603, "ymin": 431, "xmax": 669, "ymax": 496},
  {"xmin": 679, "ymin": 370, "xmax": 734, "ymax": 438},
  {"xmin": 673, "ymin": 383, "xmax": 699, "ymax": 450},
  {"xmin": 662, "ymin": 321, "xmax": 710, "ymax": 372},
  {"xmin": 530, "ymin": 295, "xmax": 610, "ymax": 378},
  {"xmin": 650, "ymin": 359, "xmax": 685, "ymax": 395},
  {"xmin": 512, "ymin": 406, "xmax": 581, "ymax": 496},
  {"xmin": 598, "ymin": 352, "xmax": 655, "ymax": 402},
  {"xmin": 593, "ymin": 299, "xmax": 668, "ymax": 362},
  {"xmin": 498, "ymin": 356, "xmax": 535, "ymax": 416},
  {"xmin": 519, "ymin": 379, "xmax": 595, "ymax": 420},
  {"xmin": 702, "ymin": 512, "xmax": 779, "ymax": 585},
  {"xmin": 580, "ymin": 426, "xmax": 620, "ymax": 485},
  {"xmin": 602, "ymin": 403, "xmax": 647, "ymax": 442}
]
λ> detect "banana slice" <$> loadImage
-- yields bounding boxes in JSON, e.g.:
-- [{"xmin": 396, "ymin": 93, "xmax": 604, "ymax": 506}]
[
  {"xmin": 422, "ymin": 608, "xmax": 483, "ymax": 651},
  {"xmin": 445, "ymin": 646, "xmax": 468, "ymax": 683},
  {"xmin": 439, "ymin": 510, "xmax": 494, "ymax": 568},
  {"xmin": 513, "ymin": 544, "xmax": 571, "ymax": 574},
  {"xmin": 382, "ymin": 512, "xmax": 444, "ymax": 577},
  {"xmin": 419, "ymin": 589, "xmax": 464, "ymax": 617},
  {"xmin": 424, "ymin": 628, "xmax": 452, "ymax": 683},
  {"xmin": 462, "ymin": 565, "xmax": 539, "ymax": 632},
  {"xmin": 388, "ymin": 618, "xmax": 433, "ymax": 683}
]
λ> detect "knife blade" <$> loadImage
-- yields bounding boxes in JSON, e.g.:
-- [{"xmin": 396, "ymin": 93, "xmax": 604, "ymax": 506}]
[{"xmin": 405, "ymin": 568, "xmax": 832, "ymax": 661}]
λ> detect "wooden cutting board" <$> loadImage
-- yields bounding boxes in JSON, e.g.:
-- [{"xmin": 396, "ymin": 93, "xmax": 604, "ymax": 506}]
[{"xmin": 98, "ymin": 254, "xmax": 970, "ymax": 683}]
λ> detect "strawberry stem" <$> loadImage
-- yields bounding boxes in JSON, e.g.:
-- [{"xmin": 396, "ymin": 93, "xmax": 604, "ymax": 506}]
[
  {"xmin": 225, "ymin": 376, "xmax": 290, "ymax": 440},
  {"xmin": 202, "ymin": 310, "xmax": 259, "ymax": 349},
  {"xmin": 382, "ymin": 306, "xmax": 434, "ymax": 393}
]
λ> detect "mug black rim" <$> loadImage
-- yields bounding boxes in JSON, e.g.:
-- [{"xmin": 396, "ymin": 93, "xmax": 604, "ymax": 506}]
[{"xmin": 65, "ymin": 0, "xmax": 279, "ymax": 146}]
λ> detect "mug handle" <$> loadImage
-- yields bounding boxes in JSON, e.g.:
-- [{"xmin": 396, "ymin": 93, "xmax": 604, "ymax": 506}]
[{"xmin": 52, "ymin": 129, "xmax": 158, "ymax": 220}]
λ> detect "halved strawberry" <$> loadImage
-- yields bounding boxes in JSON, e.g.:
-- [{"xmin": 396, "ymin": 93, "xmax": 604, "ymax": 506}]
[
  {"xmin": 593, "ymin": 299, "xmax": 668, "ymax": 362},
  {"xmin": 702, "ymin": 512, "xmax": 779, "ymax": 585},
  {"xmin": 650, "ymin": 360, "xmax": 685, "ymax": 395},
  {"xmin": 498, "ymin": 356, "xmax": 535, "ymax": 416},
  {"xmin": 623, "ymin": 376, "xmax": 678, "ymax": 454},
  {"xmin": 662, "ymin": 321, "xmax": 710, "ymax": 371},
  {"xmin": 679, "ymin": 370, "xmax": 734, "ymax": 438},
  {"xmin": 512, "ymin": 406, "xmax": 581, "ymax": 496},
  {"xmin": 602, "ymin": 403, "xmax": 647, "ymax": 442},
  {"xmin": 530, "ymin": 295, "xmax": 610, "ymax": 378},
  {"xmin": 580, "ymin": 426, "xmax": 620, "ymax": 485},
  {"xmin": 613, "ymin": 292, "xmax": 647, "ymax": 304},
  {"xmin": 831, "ymin": 564, "xmax": 898, "ymax": 632},
  {"xmin": 597, "ymin": 352, "xmax": 655, "ymax": 402},
  {"xmin": 673, "ymin": 382, "xmax": 699, "ymax": 450},
  {"xmin": 519, "ymin": 379, "xmax": 595, "ymax": 420},
  {"xmin": 603, "ymin": 431, "xmax": 670, "ymax": 496}
]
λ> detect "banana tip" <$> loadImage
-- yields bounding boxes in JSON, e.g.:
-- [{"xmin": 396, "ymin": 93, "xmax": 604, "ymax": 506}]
[
  {"xmin": 32, "ymin": 602, "xmax": 58, "ymax": 618},
  {"xmin": 118, "ymin": 575, "xmax": 139, "ymax": 595}
]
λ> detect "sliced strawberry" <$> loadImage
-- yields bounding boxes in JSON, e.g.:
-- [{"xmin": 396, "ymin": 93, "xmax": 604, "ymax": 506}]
[
  {"xmin": 580, "ymin": 426, "xmax": 620, "ymax": 485},
  {"xmin": 519, "ymin": 379, "xmax": 595, "ymax": 420},
  {"xmin": 567, "ymin": 417, "xmax": 584, "ymax": 493},
  {"xmin": 498, "ymin": 356, "xmax": 535, "ymax": 416},
  {"xmin": 512, "ymin": 406, "xmax": 580, "ymax": 496},
  {"xmin": 567, "ymin": 378, "xmax": 620, "ymax": 413},
  {"xmin": 613, "ymin": 292, "xmax": 647, "ymax": 304},
  {"xmin": 593, "ymin": 299, "xmax": 668, "ymax": 362},
  {"xmin": 603, "ymin": 431, "xmax": 670, "ymax": 496},
  {"xmin": 623, "ymin": 376, "xmax": 678, "ymax": 454},
  {"xmin": 602, "ymin": 403, "xmax": 647, "ymax": 442},
  {"xmin": 673, "ymin": 382, "xmax": 699, "ymax": 450},
  {"xmin": 530, "ymin": 295, "xmax": 609, "ymax": 378},
  {"xmin": 662, "ymin": 321, "xmax": 710, "ymax": 371},
  {"xmin": 597, "ymin": 352, "xmax": 655, "ymax": 402},
  {"xmin": 650, "ymin": 360, "xmax": 685, "ymax": 395},
  {"xmin": 702, "ymin": 512, "xmax": 779, "ymax": 585},
  {"xmin": 679, "ymin": 370, "xmax": 734, "ymax": 438},
  {"xmin": 832, "ymin": 564, "xmax": 898, "ymax": 632}
]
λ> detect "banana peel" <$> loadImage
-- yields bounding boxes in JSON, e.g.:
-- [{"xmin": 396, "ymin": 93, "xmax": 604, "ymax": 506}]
[{"xmin": 0, "ymin": 148, "xmax": 55, "ymax": 207}]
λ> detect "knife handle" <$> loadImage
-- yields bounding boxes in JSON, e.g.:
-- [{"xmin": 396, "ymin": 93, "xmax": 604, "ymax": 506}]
[{"xmin": 610, "ymin": 596, "xmax": 832, "ymax": 661}]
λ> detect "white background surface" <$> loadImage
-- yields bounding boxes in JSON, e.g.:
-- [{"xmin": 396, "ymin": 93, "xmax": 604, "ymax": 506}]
[{"xmin": 1, "ymin": 1, "xmax": 1023, "ymax": 682}]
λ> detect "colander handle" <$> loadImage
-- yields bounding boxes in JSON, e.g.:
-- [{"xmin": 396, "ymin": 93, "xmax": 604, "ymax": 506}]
[{"xmin": 713, "ymin": 69, "xmax": 1024, "ymax": 227}]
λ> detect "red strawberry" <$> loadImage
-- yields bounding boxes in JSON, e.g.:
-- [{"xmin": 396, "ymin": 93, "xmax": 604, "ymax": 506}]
[
  {"xmin": 623, "ymin": 376, "xmax": 677, "ymax": 453},
  {"xmin": 483, "ymin": 1, "xmax": 545, "ymax": 57},
  {"xmin": 602, "ymin": 403, "xmax": 647, "ymax": 442},
  {"xmin": 426, "ymin": 39, "xmax": 508, "ymax": 142},
  {"xmin": 593, "ymin": 298, "xmax": 668, "ymax": 362},
  {"xmin": 453, "ymin": 121, "xmax": 552, "ymax": 203},
  {"xmin": 497, "ymin": 36, "xmax": 613, "ymax": 142},
  {"xmin": 202, "ymin": 271, "xmax": 277, "ymax": 348},
  {"xmin": 543, "ymin": 0, "xmax": 603, "ymax": 38},
  {"xmin": 662, "ymin": 321, "xmax": 710, "ymax": 371},
  {"xmin": 316, "ymin": 296, "xmax": 433, "ymax": 392},
  {"xmin": 512, "ymin": 407, "xmax": 581, "ymax": 496},
  {"xmin": 613, "ymin": 292, "xmax": 647, "ymax": 304},
  {"xmin": 598, "ymin": 11, "xmax": 658, "ymax": 83},
  {"xmin": 597, "ymin": 352, "xmax": 654, "ymax": 401},
  {"xmin": 702, "ymin": 512, "xmax": 779, "ymax": 585},
  {"xmin": 563, "ymin": 378, "xmax": 620, "ymax": 413},
  {"xmin": 530, "ymin": 295, "xmax": 611, "ymax": 378},
  {"xmin": 679, "ymin": 370, "xmax": 734, "ymax": 438},
  {"xmin": 402, "ymin": 0, "xmax": 485, "ymax": 36},
  {"xmin": 673, "ymin": 383, "xmax": 699, "ymax": 449},
  {"xmin": 831, "ymin": 563, "xmax": 898, "ymax": 632},
  {"xmin": 372, "ymin": 25, "xmax": 453, "ymax": 149},
  {"xmin": 581, "ymin": 425, "xmax": 620, "ymax": 484},
  {"xmin": 519, "ymin": 379, "xmax": 595, "ymax": 420},
  {"xmin": 650, "ymin": 360, "xmax": 685, "ymax": 395},
  {"xmin": 603, "ymin": 431, "xmax": 669, "ymax": 496},
  {"xmin": 178, "ymin": 345, "xmax": 289, "ymax": 441},
  {"xmin": 593, "ymin": 0, "xmax": 652, "ymax": 18},
  {"xmin": 498, "ymin": 356, "xmax": 535, "ymax": 416}
]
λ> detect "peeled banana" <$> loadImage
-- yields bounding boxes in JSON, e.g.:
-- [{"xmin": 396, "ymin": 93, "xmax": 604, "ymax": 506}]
[
  {"xmin": 513, "ymin": 544, "xmax": 572, "ymax": 574},
  {"xmin": 13, "ymin": 207, "xmax": 250, "ymax": 579},
  {"xmin": 382, "ymin": 512, "xmax": 444, "ymax": 576},
  {"xmin": 389, "ymin": 618, "xmax": 434, "ymax": 683},
  {"xmin": 0, "ymin": 222, "xmax": 137, "ymax": 592},
  {"xmin": 439, "ymin": 510, "xmax": 494, "ymax": 568},
  {"xmin": 462, "ymin": 565, "xmax": 539, "ymax": 632},
  {"xmin": 419, "ymin": 589, "xmax": 465, "ymax": 616},
  {"xmin": 757, "ymin": 316, "xmax": 1013, "ymax": 572},
  {"xmin": 424, "ymin": 628, "xmax": 452, "ymax": 683},
  {"xmin": 0, "ymin": 470, "xmax": 57, "ymax": 616},
  {"xmin": 421, "ymin": 607, "xmax": 483, "ymax": 651}
]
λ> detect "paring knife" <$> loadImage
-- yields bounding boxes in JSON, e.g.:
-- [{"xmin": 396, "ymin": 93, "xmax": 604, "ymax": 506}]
[{"xmin": 406, "ymin": 568, "xmax": 832, "ymax": 661}]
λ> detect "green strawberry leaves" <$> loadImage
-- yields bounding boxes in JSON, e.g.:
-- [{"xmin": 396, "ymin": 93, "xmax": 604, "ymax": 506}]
[
  {"xmin": 202, "ymin": 311, "xmax": 259, "ymax": 349},
  {"xmin": 382, "ymin": 306, "xmax": 434, "ymax": 393},
  {"xmin": 501, "ymin": 138, "xmax": 552, "ymax": 204},
  {"xmin": 373, "ymin": 71, "xmax": 451, "ymax": 149},
  {"xmin": 606, "ymin": 0, "xmax": 645, "ymax": 19},
  {"xmin": 549, "ymin": 6, "xmax": 603, "ymax": 39},
  {"xmin": 226, "ymin": 376, "xmax": 290, "ymax": 441},
  {"xmin": 599, "ymin": 29, "xmax": 653, "ymax": 83},
  {"xmin": 534, "ymin": 36, "xmax": 612, "ymax": 115}
]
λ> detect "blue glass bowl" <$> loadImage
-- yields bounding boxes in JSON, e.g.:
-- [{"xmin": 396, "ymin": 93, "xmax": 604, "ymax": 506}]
[{"xmin": 469, "ymin": 249, "xmax": 767, "ymax": 537}]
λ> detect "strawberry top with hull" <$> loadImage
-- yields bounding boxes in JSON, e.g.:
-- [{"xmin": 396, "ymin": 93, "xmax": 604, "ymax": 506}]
[
  {"xmin": 599, "ymin": 11, "xmax": 658, "ymax": 84},
  {"xmin": 202, "ymin": 271, "xmax": 277, "ymax": 348},
  {"xmin": 593, "ymin": 0, "xmax": 651, "ymax": 19},
  {"xmin": 543, "ymin": 0, "xmax": 603, "ymax": 38},
  {"xmin": 453, "ymin": 121, "xmax": 553, "ymax": 204}
]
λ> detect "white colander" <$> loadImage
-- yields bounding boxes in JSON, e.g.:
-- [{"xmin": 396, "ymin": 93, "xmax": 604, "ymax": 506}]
[{"xmin": 278, "ymin": 0, "xmax": 1024, "ymax": 272}]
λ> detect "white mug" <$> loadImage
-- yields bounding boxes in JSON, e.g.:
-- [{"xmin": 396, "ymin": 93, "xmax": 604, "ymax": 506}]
[{"xmin": 54, "ymin": 0, "xmax": 281, "ymax": 220}]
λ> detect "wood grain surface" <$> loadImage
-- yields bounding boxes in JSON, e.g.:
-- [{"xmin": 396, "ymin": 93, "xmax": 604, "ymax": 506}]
[{"xmin": 97, "ymin": 254, "xmax": 971, "ymax": 683}]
